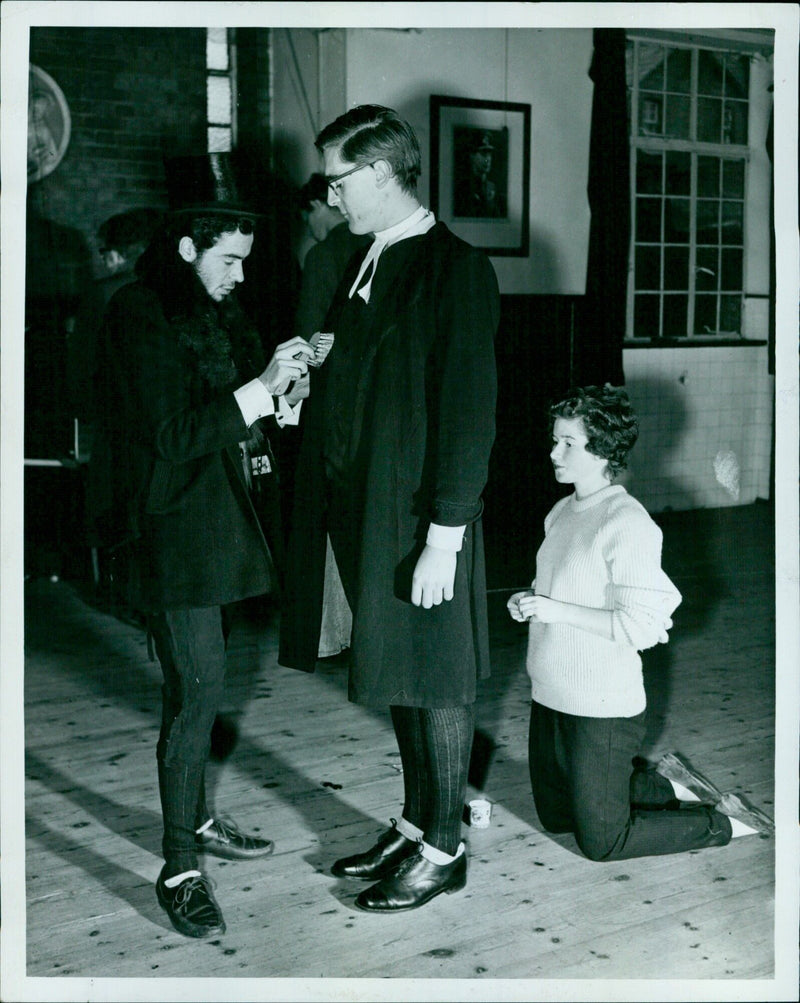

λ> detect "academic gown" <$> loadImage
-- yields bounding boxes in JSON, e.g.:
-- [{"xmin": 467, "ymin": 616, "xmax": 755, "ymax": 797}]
[{"xmin": 279, "ymin": 221, "xmax": 499, "ymax": 708}]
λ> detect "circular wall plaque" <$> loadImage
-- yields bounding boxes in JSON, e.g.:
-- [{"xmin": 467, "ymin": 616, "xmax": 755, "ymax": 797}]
[{"xmin": 28, "ymin": 64, "xmax": 71, "ymax": 183}]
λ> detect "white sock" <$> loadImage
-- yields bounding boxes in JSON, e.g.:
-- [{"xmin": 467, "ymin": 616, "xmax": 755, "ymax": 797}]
[
  {"xmin": 195, "ymin": 818, "xmax": 215, "ymax": 835},
  {"xmin": 420, "ymin": 840, "xmax": 465, "ymax": 865},
  {"xmin": 729, "ymin": 816, "xmax": 760, "ymax": 838},
  {"xmin": 668, "ymin": 779, "xmax": 701, "ymax": 803},
  {"xmin": 396, "ymin": 816, "xmax": 424, "ymax": 841},
  {"xmin": 163, "ymin": 869, "xmax": 201, "ymax": 888}
]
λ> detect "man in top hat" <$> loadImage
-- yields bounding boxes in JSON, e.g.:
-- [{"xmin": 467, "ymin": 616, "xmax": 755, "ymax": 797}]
[
  {"xmin": 89, "ymin": 152, "xmax": 314, "ymax": 939},
  {"xmin": 454, "ymin": 130, "xmax": 503, "ymax": 219}
]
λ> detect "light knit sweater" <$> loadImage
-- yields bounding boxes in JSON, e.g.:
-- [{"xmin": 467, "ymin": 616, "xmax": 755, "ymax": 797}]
[{"xmin": 526, "ymin": 484, "xmax": 682, "ymax": 718}]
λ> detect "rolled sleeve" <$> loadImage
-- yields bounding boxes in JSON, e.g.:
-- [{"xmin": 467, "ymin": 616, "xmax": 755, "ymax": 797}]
[{"xmin": 611, "ymin": 582, "xmax": 682, "ymax": 650}]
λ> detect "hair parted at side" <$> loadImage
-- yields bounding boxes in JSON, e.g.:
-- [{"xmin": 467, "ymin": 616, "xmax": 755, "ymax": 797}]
[
  {"xmin": 549, "ymin": 384, "xmax": 639, "ymax": 478},
  {"xmin": 315, "ymin": 104, "xmax": 421, "ymax": 195}
]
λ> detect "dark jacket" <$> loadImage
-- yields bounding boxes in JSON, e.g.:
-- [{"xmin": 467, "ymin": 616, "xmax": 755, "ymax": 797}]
[
  {"xmin": 88, "ymin": 269, "xmax": 276, "ymax": 612},
  {"xmin": 293, "ymin": 222, "xmax": 371, "ymax": 340},
  {"xmin": 279, "ymin": 222, "xmax": 499, "ymax": 707}
]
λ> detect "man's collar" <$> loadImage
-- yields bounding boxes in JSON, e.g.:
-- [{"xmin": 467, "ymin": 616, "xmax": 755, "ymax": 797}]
[{"xmin": 373, "ymin": 205, "xmax": 433, "ymax": 246}]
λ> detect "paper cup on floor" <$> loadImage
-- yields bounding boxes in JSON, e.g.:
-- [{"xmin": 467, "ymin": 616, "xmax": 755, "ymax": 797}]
[{"xmin": 469, "ymin": 798, "xmax": 492, "ymax": 828}]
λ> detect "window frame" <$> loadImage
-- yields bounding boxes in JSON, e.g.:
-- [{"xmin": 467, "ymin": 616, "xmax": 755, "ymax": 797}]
[
  {"xmin": 625, "ymin": 33, "xmax": 761, "ymax": 345},
  {"xmin": 206, "ymin": 27, "xmax": 238, "ymax": 153}
]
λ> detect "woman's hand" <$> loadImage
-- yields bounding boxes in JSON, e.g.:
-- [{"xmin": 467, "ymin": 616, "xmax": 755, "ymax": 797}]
[
  {"xmin": 507, "ymin": 590, "xmax": 535, "ymax": 622},
  {"xmin": 510, "ymin": 592, "xmax": 615, "ymax": 639},
  {"xmin": 517, "ymin": 594, "xmax": 563, "ymax": 624},
  {"xmin": 508, "ymin": 591, "xmax": 563, "ymax": 624},
  {"xmin": 411, "ymin": 545, "xmax": 457, "ymax": 608}
]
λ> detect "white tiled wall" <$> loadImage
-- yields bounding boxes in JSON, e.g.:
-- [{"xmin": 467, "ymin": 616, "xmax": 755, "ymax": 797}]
[{"xmin": 621, "ymin": 345, "xmax": 774, "ymax": 513}]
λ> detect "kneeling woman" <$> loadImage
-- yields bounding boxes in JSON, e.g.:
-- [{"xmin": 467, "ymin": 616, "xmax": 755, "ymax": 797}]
[{"xmin": 507, "ymin": 385, "xmax": 772, "ymax": 861}]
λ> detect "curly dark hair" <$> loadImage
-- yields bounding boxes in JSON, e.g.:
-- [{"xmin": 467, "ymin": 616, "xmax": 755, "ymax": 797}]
[
  {"xmin": 549, "ymin": 384, "xmax": 639, "ymax": 478},
  {"xmin": 134, "ymin": 213, "xmax": 256, "ymax": 319}
]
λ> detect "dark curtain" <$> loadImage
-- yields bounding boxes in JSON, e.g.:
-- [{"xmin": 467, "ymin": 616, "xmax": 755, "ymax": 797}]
[{"xmin": 572, "ymin": 28, "xmax": 629, "ymax": 388}]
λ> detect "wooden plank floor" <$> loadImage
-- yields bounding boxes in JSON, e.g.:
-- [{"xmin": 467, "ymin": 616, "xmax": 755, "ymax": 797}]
[{"xmin": 14, "ymin": 501, "xmax": 788, "ymax": 997}]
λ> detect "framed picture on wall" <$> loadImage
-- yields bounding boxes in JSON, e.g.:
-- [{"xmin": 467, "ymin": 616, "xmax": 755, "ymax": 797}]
[{"xmin": 430, "ymin": 95, "xmax": 531, "ymax": 256}]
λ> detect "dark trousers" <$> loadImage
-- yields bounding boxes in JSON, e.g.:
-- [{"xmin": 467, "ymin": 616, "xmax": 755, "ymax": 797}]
[
  {"xmin": 150, "ymin": 606, "xmax": 231, "ymax": 876},
  {"xmin": 529, "ymin": 700, "xmax": 731, "ymax": 861}
]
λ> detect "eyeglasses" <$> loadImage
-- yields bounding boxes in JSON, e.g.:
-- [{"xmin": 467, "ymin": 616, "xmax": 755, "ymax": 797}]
[{"xmin": 325, "ymin": 162, "xmax": 375, "ymax": 195}]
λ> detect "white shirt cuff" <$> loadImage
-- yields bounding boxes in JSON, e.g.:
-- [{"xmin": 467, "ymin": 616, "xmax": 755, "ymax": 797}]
[
  {"xmin": 234, "ymin": 378, "xmax": 275, "ymax": 425},
  {"xmin": 234, "ymin": 379, "xmax": 302, "ymax": 428},
  {"xmin": 275, "ymin": 395, "xmax": 302, "ymax": 427},
  {"xmin": 426, "ymin": 523, "xmax": 466, "ymax": 552}
]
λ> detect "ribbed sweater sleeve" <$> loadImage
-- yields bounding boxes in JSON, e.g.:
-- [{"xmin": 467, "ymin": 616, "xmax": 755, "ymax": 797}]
[
  {"xmin": 526, "ymin": 485, "xmax": 682, "ymax": 718},
  {"xmin": 603, "ymin": 504, "xmax": 682, "ymax": 650}
]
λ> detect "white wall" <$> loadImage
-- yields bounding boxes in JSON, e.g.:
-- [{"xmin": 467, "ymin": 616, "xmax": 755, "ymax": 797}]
[
  {"xmin": 622, "ymin": 345, "xmax": 773, "ymax": 512},
  {"xmin": 271, "ymin": 28, "xmax": 347, "ymax": 186},
  {"xmin": 271, "ymin": 27, "xmax": 593, "ymax": 294},
  {"xmin": 270, "ymin": 26, "xmax": 776, "ymax": 514}
]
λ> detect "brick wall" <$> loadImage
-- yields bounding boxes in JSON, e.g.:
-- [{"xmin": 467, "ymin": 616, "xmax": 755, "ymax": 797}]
[
  {"xmin": 25, "ymin": 27, "xmax": 210, "ymax": 466},
  {"xmin": 28, "ymin": 27, "xmax": 208, "ymax": 275}
]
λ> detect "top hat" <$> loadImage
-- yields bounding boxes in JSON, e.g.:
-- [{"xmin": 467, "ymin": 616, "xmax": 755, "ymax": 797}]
[{"xmin": 163, "ymin": 152, "xmax": 260, "ymax": 218}]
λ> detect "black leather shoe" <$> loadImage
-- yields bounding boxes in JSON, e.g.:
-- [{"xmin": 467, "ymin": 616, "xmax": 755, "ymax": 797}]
[
  {"xmin": 354, "ymin": 847, "xmax": 467, "ymax": 912},
  {"xmin": 331, "ymin": 819, "xmax": 419, "ymax": 880},
  {"xmin": 196, "ymin": 818, "xmax": 275, "ymax": 860},
  {"xmin": 156, "ymin": 869, "xmax": 226, "ymax": 938}
]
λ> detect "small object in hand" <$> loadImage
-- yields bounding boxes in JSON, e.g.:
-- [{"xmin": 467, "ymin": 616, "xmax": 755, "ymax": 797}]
[
  {"xmin": 308, "ymin": 331, "xmax": 335, "ymax": 367},
  {"xmin": 468, "ymin": 798, "xmax": 492, "ymax": 828}
]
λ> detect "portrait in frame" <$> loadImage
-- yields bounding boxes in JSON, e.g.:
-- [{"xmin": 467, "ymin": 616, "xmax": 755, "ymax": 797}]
[{"xmin": 429, "ymin": 95, "xmax": 531, "ymax": 256}]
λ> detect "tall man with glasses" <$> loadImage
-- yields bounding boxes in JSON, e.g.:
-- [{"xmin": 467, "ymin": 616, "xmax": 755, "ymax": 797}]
[
  {"xmin": 279, "ymin": 105, "xmax": 499, "ymax": 912},
  {"xmin": 90, "ymin": 153, "xmax": 314, "ymax": 938}
]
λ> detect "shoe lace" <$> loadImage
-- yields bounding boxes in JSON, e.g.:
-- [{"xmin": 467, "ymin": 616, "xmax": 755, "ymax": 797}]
[
  {"xmin": 173, "ymin": 875, "xmax": 214, "ymax": 913},
  {"xmin": 209, "ymin": 816, "xmax": 240, "ymax": 843},
  {"xmin": 393, "ymin": 841, "xmax": 424, "ymax": 878}
]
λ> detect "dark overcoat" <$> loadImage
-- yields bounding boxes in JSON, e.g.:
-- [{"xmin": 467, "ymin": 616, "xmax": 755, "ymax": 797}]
[
  {"xmin": 279, "ymin": 222, "xmax": 499, "ymax": 708},
  {"xmin": 88, "ymin": 275, "xmax": 276, "ymax": 612}
]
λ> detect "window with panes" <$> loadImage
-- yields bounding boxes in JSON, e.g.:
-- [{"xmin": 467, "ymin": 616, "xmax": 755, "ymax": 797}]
[
  {"xmin": 626, "ymin": 39, "xmax": 751, "ymax": 341},
  {"xmin": 206, "ymin": 27, "xmax": 236, "ymax": 152}
]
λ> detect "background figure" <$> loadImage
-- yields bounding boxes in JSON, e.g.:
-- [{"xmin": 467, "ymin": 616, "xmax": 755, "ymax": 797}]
[
  {"xmin": 294, "ymin": 173, "xmax": 371, "ymax": 659},
  {"xmin": 88, "ymin": 152, "xmax": 313, "ymax": 939},
  {"xmin": 508, "ymin": 385, "xmax": 774, "ymax": 863},
  {"xmin": 280, "ymin": 105, "xmax": 499, "ymax": 913},
  {"xmin": 294, "ymin": 172, "xmax": 371, "ymax": 333},
  {"xmin": 70, "ymin": 209, "xmax": 164, "ymax": 435}
]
